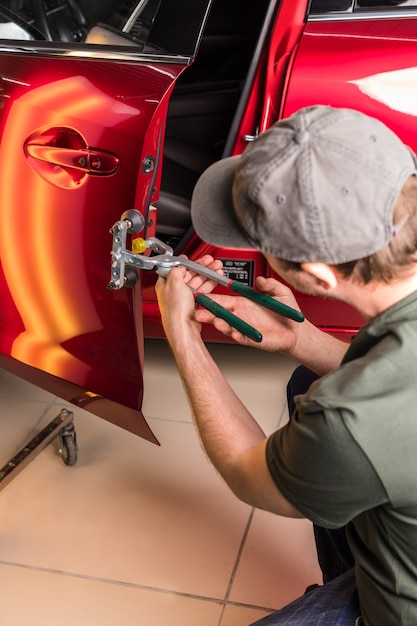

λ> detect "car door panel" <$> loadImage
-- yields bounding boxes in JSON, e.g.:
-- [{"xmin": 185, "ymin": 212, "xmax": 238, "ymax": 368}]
[
  {"xmin": 0, "ymin": 0, "xmax": 211, "ymax": 441},
  {"xmin": 284, "ymin": 16, "xmax": 417, "ymax": 136},
  {"xmin": 278, "ymin": 10, "xmax": 417, "ymax": 334}
]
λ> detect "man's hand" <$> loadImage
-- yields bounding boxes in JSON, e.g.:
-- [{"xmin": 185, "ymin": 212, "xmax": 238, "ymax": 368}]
[
  {"xmin": 155, "ymin": 255, "xmax": 223, "ymax": 344},
  {"xmin": 156, "ymin": 257, "xmax": 348, "ymax": 374},
  {"xmin": 193, "ymin": 275, "xmax": 303, "ymax": 354}
]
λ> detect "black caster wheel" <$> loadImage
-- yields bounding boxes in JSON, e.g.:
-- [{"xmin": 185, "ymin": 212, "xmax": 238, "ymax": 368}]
[{"xmin": 58, "ymin": 421, "xmax": 78, "ymax": 466}]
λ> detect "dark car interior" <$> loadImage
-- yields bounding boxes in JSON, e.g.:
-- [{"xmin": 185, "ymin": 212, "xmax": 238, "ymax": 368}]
[
  {"xmin": 154, "ymin": 0, "xmax": 270, "ymax": 249},
  {"xmin": 0, "ymin": 0, "xmax": 271, "ymax": 249}
]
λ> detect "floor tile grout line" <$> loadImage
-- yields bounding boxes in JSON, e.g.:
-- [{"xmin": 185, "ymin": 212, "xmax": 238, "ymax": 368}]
[
  {"xmin": 0, "ymin": 559, "xmax": 276, "ymax": 613},
  {"xmin": 225, "ymin": 507, "xmax": 256, "ymax": 601},
  {"xmin": 218, "ymin": 507, "xmax": 256, "ymax": 624}
]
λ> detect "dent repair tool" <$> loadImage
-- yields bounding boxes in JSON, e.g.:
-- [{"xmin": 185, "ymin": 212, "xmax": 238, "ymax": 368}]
[{"xmin": 108, "ymin": 210, "xmax": 304, "ymax": 343}]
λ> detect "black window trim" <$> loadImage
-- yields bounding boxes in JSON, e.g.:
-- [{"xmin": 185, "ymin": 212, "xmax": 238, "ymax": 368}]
[
  {"xmin": 308, "ymin": 0, "xmax": 417, "ymax": 20},
  {"xmin": 309, "ymin": 10, "xmax": 417, "ymax": 20}
]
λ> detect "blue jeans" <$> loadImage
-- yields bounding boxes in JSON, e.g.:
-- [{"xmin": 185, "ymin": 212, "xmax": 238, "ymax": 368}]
[
  {"xmin": 250, "ymin": 568, "xmax": 363, "ymax": 625},
  {"xmin": 250, "ymin": 366, "xmax": 361, "ymax": 625}
]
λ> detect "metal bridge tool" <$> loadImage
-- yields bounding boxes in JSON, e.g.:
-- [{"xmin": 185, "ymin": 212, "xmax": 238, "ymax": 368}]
[{"xmin": 108, "ymin": 211, "xmax": 304, "ymax": 342}]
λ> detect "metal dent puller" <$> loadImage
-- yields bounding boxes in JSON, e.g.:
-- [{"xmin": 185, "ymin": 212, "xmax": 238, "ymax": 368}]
[{"xmin": 108, "ymin": 210, "xmax": 304, "ymax": 343}]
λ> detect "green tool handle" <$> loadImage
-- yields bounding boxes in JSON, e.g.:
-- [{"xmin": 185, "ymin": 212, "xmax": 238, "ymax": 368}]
[
  {"xmin": 194, "ymin": 293, "xmax": 262, "ymax": 343},
  {"xmin": 228, "ymin": 281, "xmax": 304, "ymax": 322}
]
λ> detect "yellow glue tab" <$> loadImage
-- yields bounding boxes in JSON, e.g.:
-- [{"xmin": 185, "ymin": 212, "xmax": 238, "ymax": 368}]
[{"xmin": 132, "ymin": 238, "xmax": 147, "ymax": 254}]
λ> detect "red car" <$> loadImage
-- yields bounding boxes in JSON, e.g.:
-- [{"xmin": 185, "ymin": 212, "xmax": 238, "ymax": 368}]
[{"xmin": 1, "ymin": 0, "xmax": 416, "ymax": 448}]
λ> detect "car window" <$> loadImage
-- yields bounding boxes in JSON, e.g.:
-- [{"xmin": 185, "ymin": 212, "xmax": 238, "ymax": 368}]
[{"xmin": 0, "ymin": 0, "xmax": 211, "ymax": 55}]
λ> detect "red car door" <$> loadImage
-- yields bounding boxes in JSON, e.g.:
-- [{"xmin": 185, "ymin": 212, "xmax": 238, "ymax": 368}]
[
  {"xmin": 281, "ymin": 0, "xmax": 417, "ymax": 337},
  {"xmin": 0, "ymin": 0, "xmax": 212, "ymax": 443}
]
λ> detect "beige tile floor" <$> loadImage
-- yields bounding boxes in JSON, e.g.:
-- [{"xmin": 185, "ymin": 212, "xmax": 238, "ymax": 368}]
[{"xmin": 0, "ymin": 339, "xmax": 321, "ymax": 625}]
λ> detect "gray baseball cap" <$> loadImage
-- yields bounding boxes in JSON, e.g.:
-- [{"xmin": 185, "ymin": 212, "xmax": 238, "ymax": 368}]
[{"xmin": 191, "ymin": 106, "xmax": 417, "ymax": 264}]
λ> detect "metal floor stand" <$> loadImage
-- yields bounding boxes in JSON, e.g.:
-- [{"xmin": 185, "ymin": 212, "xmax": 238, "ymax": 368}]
[{"xmin": 0, "ymin": 408, "xmax": 78, "ymax": 491}]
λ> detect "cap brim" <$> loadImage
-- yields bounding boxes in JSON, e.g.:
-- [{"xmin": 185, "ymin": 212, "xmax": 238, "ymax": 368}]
[{"xmin": 191, "ymin": 155, "xmax": 253, "ymax": 249}]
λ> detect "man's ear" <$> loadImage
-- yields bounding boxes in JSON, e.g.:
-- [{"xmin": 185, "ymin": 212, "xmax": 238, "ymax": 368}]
[{"xmin": 300, "ymin": 262, "xmax": 339, "ymax": 290}]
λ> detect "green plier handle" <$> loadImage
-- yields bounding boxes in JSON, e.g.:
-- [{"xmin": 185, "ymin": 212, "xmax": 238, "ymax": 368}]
[
  {"xmin": 191, "ymin": 280, "xmax": 304, "ymax": 343},
  {"xmin": 227, "ymin": 281, "xmax": 304, "ymax": 323},
  {"xmin": 193, "ymin": 292, "xmax": 263, "ymax": 343}
]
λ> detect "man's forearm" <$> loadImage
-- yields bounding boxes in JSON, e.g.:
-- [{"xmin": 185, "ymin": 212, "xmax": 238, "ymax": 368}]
[
  {"xmin": 169, "ymin": 330, "xmax": 265, "ymax": 474},
  {"xmin": 167, "ymin": 330, "xmax": 301, "ymax": 517}
]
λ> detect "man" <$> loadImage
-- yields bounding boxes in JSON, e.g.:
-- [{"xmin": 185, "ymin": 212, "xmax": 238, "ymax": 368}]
[{"xmin": 155, "ymin": 105, "xmax": 417, "ymax": 624}]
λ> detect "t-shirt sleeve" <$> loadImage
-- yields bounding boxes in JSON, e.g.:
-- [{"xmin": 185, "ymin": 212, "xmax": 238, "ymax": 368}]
[{"xmin": 266, "ymin": 403, "xmax": 388, "ymax": 528}]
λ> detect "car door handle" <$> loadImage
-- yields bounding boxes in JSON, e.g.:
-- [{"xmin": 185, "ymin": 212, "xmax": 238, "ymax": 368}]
[{"xmin": 25, "ymin": 143, "xmax": 119, "ymax": 175}]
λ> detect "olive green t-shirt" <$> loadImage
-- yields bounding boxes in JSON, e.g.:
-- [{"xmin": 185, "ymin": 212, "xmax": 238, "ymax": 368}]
[{"xmin": 266, "ymin": 291, "xmax": 417, "ymax": 625}]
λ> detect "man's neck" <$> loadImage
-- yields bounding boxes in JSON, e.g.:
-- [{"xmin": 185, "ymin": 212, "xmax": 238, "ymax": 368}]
[{"xmin": 339, "ymin": 271, "xmax": 417, "ymax": 320}]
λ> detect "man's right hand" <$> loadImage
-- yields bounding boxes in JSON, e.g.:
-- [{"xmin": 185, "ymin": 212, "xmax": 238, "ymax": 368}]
[
  {"xmin": 193, "ymin": 275, "xmax": 350, "ymax": 374},
  {"xmin": 193, "ymin": 276, "xmax": 303, "ymax": 354}
]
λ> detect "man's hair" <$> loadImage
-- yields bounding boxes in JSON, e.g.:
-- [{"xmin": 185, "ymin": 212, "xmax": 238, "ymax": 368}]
[{"xmin": 281, "ymin": 175, "xmax": 417, "ymax": 284}]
